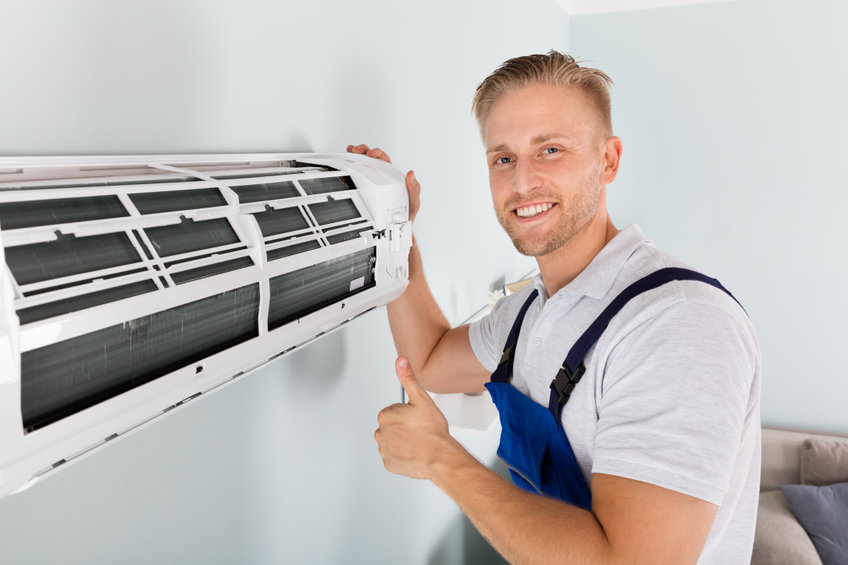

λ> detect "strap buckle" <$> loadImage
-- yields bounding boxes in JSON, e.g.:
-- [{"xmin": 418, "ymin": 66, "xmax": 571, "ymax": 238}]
[
  {"xmin": 550, "ymin": 362, "xmax": 586, "ymax": 407},
  {"xmin": 499, "ymin": 344, "xmax": 515, "ymax": 366}
]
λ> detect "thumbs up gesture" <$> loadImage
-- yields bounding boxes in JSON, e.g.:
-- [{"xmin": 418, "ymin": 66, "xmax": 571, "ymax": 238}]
[{"xmin": 374, "ymin": 356, "xmax": 457, "ymax": 480}]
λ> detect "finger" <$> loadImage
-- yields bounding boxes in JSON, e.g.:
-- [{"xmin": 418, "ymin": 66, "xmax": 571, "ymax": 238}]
[
  {"xmin": 347, "ymin": 144, "xmax": 370, "ymax": 154},
  {"xmin": 396, "ymin": 356, "xmax": 427, "ymax": 404},
  {"xmin": 406, "ymin": 170, "xmax": 420, "ymax": 195},
  {"xmin": 366, "ymin": 147, "xmax": 392, "ymax": 164}
]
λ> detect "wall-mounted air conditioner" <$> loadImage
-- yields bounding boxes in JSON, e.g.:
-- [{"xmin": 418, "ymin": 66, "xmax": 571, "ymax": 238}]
[{"xmin": 0, "ymin": 153, "xmax": 411, "ymax": 498}]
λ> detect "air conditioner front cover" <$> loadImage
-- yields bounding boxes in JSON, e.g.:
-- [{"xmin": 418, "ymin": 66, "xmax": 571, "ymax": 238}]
[{"xmin": 0, "ymin": 153, "xmax": 411, "ymax": 498}]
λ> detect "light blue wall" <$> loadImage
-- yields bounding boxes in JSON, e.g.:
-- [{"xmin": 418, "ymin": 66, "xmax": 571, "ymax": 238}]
[
  {"xmin": 569, "ymin": 0, "xmax": 848, "ymax": 433},
  {"xmin": 0, "ymin": 1, "xmax": 566, "ymax": 563}
]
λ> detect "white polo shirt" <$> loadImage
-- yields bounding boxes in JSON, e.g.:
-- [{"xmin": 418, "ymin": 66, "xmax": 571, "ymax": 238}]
[{"xmin": 469, "ymin": 224, "xmax": 761, "ymax": 565}]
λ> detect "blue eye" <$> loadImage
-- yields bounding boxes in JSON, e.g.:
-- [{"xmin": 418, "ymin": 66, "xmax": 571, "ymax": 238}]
[
  {"xmin": 497, "ymin": 156, "xmax": 512, "ymax": 165},
  {"xmin": 543, "ymin": 147, "xmax": 558, "ymax": 155}
]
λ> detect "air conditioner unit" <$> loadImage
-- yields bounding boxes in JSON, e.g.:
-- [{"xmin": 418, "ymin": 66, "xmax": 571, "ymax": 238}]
[{"xmin": 0, "ymin": 152, "xmax": 411, "ymax": 498}]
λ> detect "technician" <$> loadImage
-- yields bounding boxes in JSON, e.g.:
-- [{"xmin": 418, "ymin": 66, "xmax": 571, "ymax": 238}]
[{"xmin": 352, "ymin": 50, "xmax": 761, "ymax": 564}]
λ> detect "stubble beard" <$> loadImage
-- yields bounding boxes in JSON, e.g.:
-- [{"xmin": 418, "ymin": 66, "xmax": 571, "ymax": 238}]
[{"xmin": 496, "ymin": 167, "xmax": 603, "ymax": 258}]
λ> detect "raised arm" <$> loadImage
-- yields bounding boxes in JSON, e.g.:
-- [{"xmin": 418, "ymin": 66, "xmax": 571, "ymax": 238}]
[
  {"xmin": 377, "ymin": 357, "xmax": 719, "ymax": 565},
  {"xmin": 347, "ymin": 144, "xmax": 490, "ymax": 393}
]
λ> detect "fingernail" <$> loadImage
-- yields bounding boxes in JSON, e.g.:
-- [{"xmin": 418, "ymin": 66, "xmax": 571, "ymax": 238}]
[{"xmin": 398, "ymin": 357, "xmax": 409, "ymax": 368}]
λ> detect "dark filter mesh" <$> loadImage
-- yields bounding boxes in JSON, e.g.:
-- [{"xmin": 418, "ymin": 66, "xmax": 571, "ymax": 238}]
[
  {"xmin": 130, "ymin": 188, "xmax": 227, "ymax": 214},
  {"xmin": 266, "ymin": 240, "xmax": 321, "ymax": 261},
  {"xmin": 252, "ymin": 207, "xmax": 310, "ymax": 237},
  {"xmin": 233, "ymin": 181, "xmax": 299, "ymax": 203},
  {"xmin": 5, "ymin": 232, "xmax": 141, "ymax": 286},
  {"xmin": 21, "ymin": 284, "xmax": 260, "ymax": 432},
  {"xmin": 145, "ymin": 218, "xmax": 240, "ymax": 257},
  {"xmin": 308, "ymin": 200, "xmax": 361, "ymax": 226},
  {"xmin": 327, "ymin": 227, "xmax": 370, "ymax": 245},
  {"xmin": 268, "ymin": 247, "xmax": 375, "ymax": 329},
  {"xmin": 0, "ymin": 196, "xmax": 129, "ymax": 230},
  {"xmin": 299, "ymin": 176, "xmax": 354, "ymax": 195}
]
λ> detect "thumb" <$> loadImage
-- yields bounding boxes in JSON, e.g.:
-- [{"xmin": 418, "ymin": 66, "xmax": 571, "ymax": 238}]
[{"xmin": 396, "ymin": 356, "xmax": 427, "ymax": 404}]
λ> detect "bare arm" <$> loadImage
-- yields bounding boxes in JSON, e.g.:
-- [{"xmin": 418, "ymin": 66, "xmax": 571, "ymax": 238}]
[
  {"xmin": 347, "ymin": 144, "xmax": 490, "ymax": 393},
  {"xmin": 377, "ymin": 358, "xmax": 719, "ymax": 565}
]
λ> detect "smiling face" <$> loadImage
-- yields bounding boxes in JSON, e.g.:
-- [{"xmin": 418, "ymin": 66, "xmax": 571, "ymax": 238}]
[{"xmin": 485, "ymin": 83, "xmax": 617, "ymax": 258}]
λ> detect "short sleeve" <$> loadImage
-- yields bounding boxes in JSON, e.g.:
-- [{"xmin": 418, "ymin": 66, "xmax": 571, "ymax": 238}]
[
  {"xmin": 468, "ymin": 287, "xmax": 535, "ymax": 373},
  {"xmin": 591, "ymin": 299, "xmax": 759, "ymax": 505}
]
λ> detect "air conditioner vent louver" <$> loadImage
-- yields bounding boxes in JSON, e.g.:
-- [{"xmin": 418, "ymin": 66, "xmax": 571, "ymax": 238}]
[
  {"xmin": 0, "ymin": 152, "xmax": 412, "ymax": 499},
  {"xmin": 17, "ymin": 280, "xmax": 158, "ymax": 325}
]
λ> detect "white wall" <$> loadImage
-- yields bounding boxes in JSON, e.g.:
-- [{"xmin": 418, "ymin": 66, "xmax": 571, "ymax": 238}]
[
  {"xmin": 569, "ymin": 0, "xmax": 848, "ymax": 433},
  {"xmin": 0, "ymin": 1, "xmax": 567, "ymax": 563}
]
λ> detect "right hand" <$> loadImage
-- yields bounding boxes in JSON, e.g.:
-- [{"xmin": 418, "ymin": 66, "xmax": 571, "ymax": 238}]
[{"xmin": 347, "ymin": 143, "xmax": 421, "ymax": 223}]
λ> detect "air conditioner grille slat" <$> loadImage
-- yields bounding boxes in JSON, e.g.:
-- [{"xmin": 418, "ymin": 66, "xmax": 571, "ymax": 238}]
[
  {"xmin": 144, "ymin": 218, "xmax": 240, "ymax": 258},
  {"xmin": 21, "ymin": 283, "xmax": 261, "ymax": 432},
  {"xmin": 268, "ymin": 247, "xmax": 376, "ymax": 330},
  {"xmin": 0, "ymin": 175, "xmax": 199, "ymax": 191},
  {"xmin": 21, "ymin": 267, "xmax": 149, "ymax": 297},
  {"xmin": 17, "ymin": 280, "xmax": 158, "ymax": 325},
  {"xmin": 130, "ymin": 188, "xmax": 227, "ymax": 215},
  {"xmin": 0, "ymin": 196, "xmax": 129, "ymax": 230},
  {"xmin": 6, "ymin": 232, "xmax": 142, "ymax": 286},
  {"xmin": 171, "ymin": 256, "xmax": 254, "ymax": 285}
]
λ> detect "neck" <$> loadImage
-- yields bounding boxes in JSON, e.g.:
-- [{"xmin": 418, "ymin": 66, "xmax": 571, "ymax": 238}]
[{"xmin": 536, "ymin": 194, "xmax": 618, "ymax": 298}]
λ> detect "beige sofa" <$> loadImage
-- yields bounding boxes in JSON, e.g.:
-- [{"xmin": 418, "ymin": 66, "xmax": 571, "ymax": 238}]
[{"xmin": 752, "ymin": 426, "xmax": 848, "ymax": 564}]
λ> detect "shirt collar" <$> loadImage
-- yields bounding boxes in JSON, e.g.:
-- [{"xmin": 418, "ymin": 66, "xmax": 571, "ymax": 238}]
[{"xmin": 532, "ymin": 224, "xmax": 649, "ymax": 302}]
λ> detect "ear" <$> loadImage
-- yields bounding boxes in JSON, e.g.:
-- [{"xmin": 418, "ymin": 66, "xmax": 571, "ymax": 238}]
[{"xmin": 600, "ymin": 136, "xmax": 623, "ymax": 185}]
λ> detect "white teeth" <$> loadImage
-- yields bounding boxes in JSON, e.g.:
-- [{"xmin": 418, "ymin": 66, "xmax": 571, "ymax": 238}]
[{"xmin": 516, "ymin": 203, "xmax": 553, "ymax": 218}]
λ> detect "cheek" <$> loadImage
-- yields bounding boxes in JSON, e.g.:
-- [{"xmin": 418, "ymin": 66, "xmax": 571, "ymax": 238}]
[{"xmin": 489, "ymin": 171, "xmax": 511, "ymax": 202}]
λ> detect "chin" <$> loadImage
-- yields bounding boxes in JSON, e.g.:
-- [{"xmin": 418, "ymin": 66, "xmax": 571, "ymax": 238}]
[{"xmin": 510, "ymin": 235, "xmax": 563, "ymax": 257}]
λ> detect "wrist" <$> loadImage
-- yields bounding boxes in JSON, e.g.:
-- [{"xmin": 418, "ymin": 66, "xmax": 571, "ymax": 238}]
[{"xmin": 429, "ymin": 436, "xmax": 482, "ymax": 488}]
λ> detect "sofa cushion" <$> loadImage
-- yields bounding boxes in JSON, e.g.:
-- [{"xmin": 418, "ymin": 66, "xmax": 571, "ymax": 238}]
[
  {"xmin": 800, "ymin": 437, "xmax": 848, "ymax": 486},
  {"xmin": 781, "ymin": 482, "xmax": 848, "ymax": 565},
  {"xmin": 751, "ymin": 489, "xmax": 822, "ymax": 565}
]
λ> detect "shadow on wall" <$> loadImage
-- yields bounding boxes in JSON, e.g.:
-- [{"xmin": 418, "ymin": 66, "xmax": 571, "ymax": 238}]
[
  {"xmin": 283, "ymin": 328, "xmax": 348, "ymax": 390},
  {"xmin": 427, "ymin": 458, "xmax": 511, "ymax": 565}
]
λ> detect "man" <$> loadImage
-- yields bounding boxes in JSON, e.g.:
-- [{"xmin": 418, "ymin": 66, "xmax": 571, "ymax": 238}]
[{"xmin": 350, "ymin": 51, "xmax": 760, "ymax": 564}]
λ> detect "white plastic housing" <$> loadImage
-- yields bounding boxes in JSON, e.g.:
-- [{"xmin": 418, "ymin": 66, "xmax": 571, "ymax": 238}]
[{"xmin": 0, "ymin": 153, "xmax": 411, "ymax": 498}]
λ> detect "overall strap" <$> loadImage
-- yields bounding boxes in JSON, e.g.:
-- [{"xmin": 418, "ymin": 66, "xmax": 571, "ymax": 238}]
[
  {"xmin": 548, "ymin": 267, "xmax": 741, "ymax": 418},
  {"xmin": 491, "ymin": 288, "xmax": 539, "ymax": 384}
]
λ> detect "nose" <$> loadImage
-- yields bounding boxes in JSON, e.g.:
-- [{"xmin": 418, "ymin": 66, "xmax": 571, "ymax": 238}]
[{"xmin": 513, "ymin": 158, "xmax": 541, "ymax": 195}]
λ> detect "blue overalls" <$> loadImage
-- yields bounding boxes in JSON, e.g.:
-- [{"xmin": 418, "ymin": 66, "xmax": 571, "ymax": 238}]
[{"xmin": 484, "ymin": 268, "xmax": 740, "ymax": 510}]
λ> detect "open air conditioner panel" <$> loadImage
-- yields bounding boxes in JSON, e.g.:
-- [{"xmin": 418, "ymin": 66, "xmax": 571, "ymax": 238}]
[{"xmin": 0, "ymin": 152, "xmax": 411, "ymax": 499}]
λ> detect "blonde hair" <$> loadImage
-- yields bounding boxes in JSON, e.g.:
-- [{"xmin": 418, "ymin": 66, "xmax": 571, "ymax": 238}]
[{"xmin": 472, "ymin": 50, "xmax": 614, "ymax": 138}]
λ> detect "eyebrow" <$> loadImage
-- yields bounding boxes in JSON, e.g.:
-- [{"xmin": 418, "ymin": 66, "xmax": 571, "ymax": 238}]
[{"xmin": 485, "ymin": 134, "xmax": 571, "ymax": 154}]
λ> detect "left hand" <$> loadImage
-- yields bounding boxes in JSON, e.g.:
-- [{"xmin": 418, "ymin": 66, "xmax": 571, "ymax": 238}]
[
  {"xmin": 374, "ymin": 356, "xmax": 454, "ymax": 479},
  {"xmin": 347, "ymin": 144, "xmax": 421, "ymax": 223}
]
